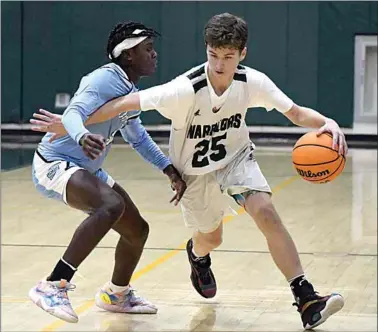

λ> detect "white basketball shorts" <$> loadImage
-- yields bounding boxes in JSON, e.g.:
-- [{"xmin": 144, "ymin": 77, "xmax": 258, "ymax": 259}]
[
  {"xmin": 180, "ymin": 145, "xmax": 271, "ymax": 233},
  {"xmin": 32, "ymin": 151, "xmax": 115, "ymax": 204}
]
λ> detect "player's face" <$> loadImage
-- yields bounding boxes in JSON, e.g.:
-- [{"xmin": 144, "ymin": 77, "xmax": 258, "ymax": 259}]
[
  {"xmin": 130, "ymin": 38, "xmax": 158, "ymax": 76},
  {"xmin": 206, "ymin": 45, "xmax": 246, "ymax": 78}
]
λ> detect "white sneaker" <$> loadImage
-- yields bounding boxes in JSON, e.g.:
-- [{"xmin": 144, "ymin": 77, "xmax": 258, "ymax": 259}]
[
  {"xmin": 95, "ymin": 283, "xmax": 157, "ymax": 314},
  {"xmin": 29, "ymin": 279, "xmax": 78, "ymax": 323}
]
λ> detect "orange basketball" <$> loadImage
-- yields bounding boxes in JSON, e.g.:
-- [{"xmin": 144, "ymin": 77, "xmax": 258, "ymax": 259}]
[{"xmin": 292, "ymin": 132, "xmax": 346, "ymax": 184}]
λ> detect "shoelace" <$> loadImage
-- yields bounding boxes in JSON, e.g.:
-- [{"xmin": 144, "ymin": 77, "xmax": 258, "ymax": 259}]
[
  {"xmin": 117, "ymin": 287, "xmax": 147, "ymax": 306},
  {"xmin": 53, "ymin": 283, "xmax": 76, "ymax": 304},
  {"xmin": 127, "ymin": 287, "xmax": 137, "ymax": 299}
]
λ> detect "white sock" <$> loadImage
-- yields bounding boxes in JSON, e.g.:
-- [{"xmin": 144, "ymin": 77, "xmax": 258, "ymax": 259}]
[
  {"xmin": 192, "ymin": 247, "xmax": 205, "ymax": 259},
  {"xmin": 288, "ymin": 274, "xmax": 305, "ymax": 284},
  {"xmin": 109, "ymin": 281, "xmax": 130, "ymax": 293}
]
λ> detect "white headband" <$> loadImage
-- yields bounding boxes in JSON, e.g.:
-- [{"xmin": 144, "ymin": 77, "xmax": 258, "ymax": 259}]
[{"xmin": 109, "ymin": 29, "xmax": 148, "ymax": 59}]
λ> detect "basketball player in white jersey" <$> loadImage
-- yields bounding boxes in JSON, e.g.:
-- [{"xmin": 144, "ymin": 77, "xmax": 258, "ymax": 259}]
[{"xmin": 31, "ymin": 13, "xmax": 347, "ymax": 329}]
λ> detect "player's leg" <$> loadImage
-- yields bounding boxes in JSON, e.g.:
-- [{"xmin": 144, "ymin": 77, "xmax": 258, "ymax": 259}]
[
  {"xmin": 94, "ymin": 180, "xmax": 157, "ymax": 314},
  {"xmin": 181, "ymin": 173, "xmax": 226, "ymax": 298},
  {"xmin": 60, "ymin": 170, "xmax": 126, "ymax": 268},
  {"xmin": 29, "ymin": 153, "xmax": 125, "ymax": 322},
  {"xmin": 225, "ymin": 147, "xmax": 344, "ymax": 329},
  {"xmin": 110, "ymin": 183, "xmax": 149, "ymax": 286},
  {"xmin": 243, "ymin": 191, "xmax": 344, "ymax": 329},
  {"xmin": 243, "ymin": 191, "xmax": 304, "ymax": 281}
]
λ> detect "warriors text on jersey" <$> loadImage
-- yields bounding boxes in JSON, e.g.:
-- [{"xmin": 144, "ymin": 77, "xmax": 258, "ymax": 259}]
[{"xmin": 139, "ymin": 62, "xmax": 294, "ymax": 175}]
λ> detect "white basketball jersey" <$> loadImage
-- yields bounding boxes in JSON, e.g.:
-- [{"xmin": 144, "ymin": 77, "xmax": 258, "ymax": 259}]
[
  {"xmin": 167, "ymin": 63, "xmax": 250, "ymax": 175},
  {"xmin": 139, "ymin": 62, "xmax": 294, "ymax": 176}
]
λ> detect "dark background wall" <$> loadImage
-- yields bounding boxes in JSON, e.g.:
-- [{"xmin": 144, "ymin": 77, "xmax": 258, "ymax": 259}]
[{"xmin": 2, "ymin": 1, "xmax": 377, "ymax": 126}]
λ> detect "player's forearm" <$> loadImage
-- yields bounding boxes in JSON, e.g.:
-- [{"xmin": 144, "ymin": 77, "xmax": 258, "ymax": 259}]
[
  {"xmin": 85, "ymin": 93, "xmax": 141, "ymax": 126},
  {"xmin": 289, "ymin": 105, "xmax": 330, "ymax": 128},
  {"xmin": 61, "ymin": 109, "xmax": 90, "ymax": 144},
  {"xmin": 127, "ymin": 127, "xmax": 171, "ymax": 171}
]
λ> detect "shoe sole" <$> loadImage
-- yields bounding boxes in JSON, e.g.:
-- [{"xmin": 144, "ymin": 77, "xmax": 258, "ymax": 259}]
[
  {"xmin": 189, "ymin": 264, "xmax": 217, "ymax": 298},
  {"xmin": 28, "ymin": 287, "xmax": 78, "ymax": 323},
  {"xmin": 304, "ymin": 294, "xmax": 344, "ymax": 330},
  {"xmin": 95, "ymin": 294, "xmax": 158, "ymax": 314}
]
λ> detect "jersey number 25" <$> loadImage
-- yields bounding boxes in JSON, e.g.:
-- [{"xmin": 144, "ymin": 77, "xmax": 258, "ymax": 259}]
[{"xmin": 192, "ymin": 133, "xmax": 227, "ymax": 168}]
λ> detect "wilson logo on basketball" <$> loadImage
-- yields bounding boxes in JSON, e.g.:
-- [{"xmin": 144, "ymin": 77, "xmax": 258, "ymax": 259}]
[{"xmin": 295, "ymin": 168, "xmax": 330, "ymax": 178}]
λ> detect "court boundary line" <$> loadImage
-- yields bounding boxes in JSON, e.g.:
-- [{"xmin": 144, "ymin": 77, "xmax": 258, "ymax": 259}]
[{"xmin": 2, "ymin": 244, "xmax": 376, "ymax": 258}]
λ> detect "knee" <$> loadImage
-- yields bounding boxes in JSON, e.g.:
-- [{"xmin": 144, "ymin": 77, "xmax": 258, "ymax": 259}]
[
  {"xmin": 118, "ymin": 214, "xmax": 150, "ymax": 246},
  {"xmin": 201, "ymin": 232, "xmax": 223, "ymax": 249},
  {"xmin": 101, "ymin": 193, "xmax": 125, "ymax": 224},
  {"xmin": 129, "ymin": 219, "xmax": 149, "ymax": 247},
  {"xmin": 209, "ymin": 234, "xmax": 223, "ymax": 249},
  {"xmin": 138, "ymin": 218, "xmax": 149, "ymax": 244}
]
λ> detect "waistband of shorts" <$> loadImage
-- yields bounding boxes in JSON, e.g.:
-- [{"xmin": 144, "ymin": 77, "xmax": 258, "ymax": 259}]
[
  {"xmin": 35, "ymin": 150, "xmax": 50, "ymax": 163},
  {"xmin": 35, "ymin": 149, "xmax": 65, "ymax": 164}
]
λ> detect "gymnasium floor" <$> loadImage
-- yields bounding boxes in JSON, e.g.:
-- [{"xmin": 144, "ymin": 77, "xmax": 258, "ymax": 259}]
[{"xmin": 1, "ymin": 145, "xmax": 377, "ymax": 331}]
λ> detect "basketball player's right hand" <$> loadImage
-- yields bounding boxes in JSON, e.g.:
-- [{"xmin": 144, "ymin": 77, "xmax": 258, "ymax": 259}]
[
  {"xmin": 79, "ymin": 133, "xmax": 106, "ymax": 160},
  {"xmin": 30, "ymin": 109, "xmax": 66, "ymax": 142}
]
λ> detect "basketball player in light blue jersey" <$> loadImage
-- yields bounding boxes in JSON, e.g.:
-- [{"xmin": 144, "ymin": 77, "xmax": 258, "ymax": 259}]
[{"xmin": 28, "ymin": 22, "xmax": 186, "ymax": 323}]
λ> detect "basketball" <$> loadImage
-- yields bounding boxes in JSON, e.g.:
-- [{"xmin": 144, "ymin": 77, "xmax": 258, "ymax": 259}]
[{"xmin": 292, "ymin": 132, "xmax": 346, "ymax": 183}]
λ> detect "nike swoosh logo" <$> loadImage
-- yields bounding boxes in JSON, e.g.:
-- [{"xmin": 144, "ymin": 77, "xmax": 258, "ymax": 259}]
[{"xmin": 212, "ymin": 107, "xmax": 221, "ymax": 113}]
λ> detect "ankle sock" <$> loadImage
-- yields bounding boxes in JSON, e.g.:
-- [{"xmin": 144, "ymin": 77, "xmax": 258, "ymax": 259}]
[
  {"xmin": 47, "ymin": 258, "xmax": 77, "ymax": 282},
  {"xmin": 289, "ymin": 275, "xmax": 316, "ymax": 304},
  {"xmin": 109, "ymin": 281, "xmax": 130, "ymax": 293}
]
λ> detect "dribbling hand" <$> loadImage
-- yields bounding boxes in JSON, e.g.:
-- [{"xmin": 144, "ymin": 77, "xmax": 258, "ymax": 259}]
[{"xmin": 316, "ymin": 119, "xmax": 348, "ymax": 156}]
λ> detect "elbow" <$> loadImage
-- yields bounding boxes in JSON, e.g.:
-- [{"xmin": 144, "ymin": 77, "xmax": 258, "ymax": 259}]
[{"xmin": 285, "ymin": 104, "xmax": 302, "ymax": 125}]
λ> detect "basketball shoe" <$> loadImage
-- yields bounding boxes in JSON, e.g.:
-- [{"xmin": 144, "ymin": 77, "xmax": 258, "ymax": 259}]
[
  {"xmin": 29, "ymin": 278, "xmax": 78, "ymax": 323},
  {"xmin": 292, "ymin": 280, "xmax": 344, "ymax": 329},
  {"xmin": 186, "ymin": 238, "xmax": 217, "ymax": 298},
  {"xmin": 95, "ymin": 282, "xmax": 158, "ymax": 314}
]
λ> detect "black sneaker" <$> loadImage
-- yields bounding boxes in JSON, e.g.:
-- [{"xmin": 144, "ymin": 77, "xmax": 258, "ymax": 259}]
[
  {"xmin": 294, "ymin": 293, "xmax": 344, "ymax": 329},
  {"xmin": 185, "ymin": 239, "xmax": 217, "ymax": 298}
]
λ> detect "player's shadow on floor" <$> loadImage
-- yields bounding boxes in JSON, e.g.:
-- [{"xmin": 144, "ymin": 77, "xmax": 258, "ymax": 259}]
[
  {"xmin": 189, "ymin": 304, "xmax": 217, "ymax": 331},
  {"xmin": 94, "ymin": 312, "xmax": 158, "ymax": 332}
]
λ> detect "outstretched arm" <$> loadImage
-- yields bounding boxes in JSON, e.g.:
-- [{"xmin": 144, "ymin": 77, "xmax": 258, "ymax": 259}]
[
  {"xmin": 86, "ymin": 76, "xmax": 194, "ymax": 128},
  {"xmin": 30, "ymin": 76, "xmax": 194, "ymax": 140},
  {"xmin": 29, "ymin": 92, "xmax": 141, "ymax": 142},
  {"xmin": 85, "ymin": 92, "xmax": 141, "ymax": 125}
]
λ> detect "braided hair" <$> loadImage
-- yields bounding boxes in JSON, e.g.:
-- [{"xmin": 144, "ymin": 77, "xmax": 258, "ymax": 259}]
[{"xmin": 107, "ymin": 22, "xmax": 160, "ymax": 61}]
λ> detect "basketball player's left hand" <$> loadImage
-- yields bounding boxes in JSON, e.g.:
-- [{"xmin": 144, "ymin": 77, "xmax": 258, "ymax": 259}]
[
  {"xmin": 317, "ymin": 119, "xmax": 348, "ymax": 156},
  {"xmin": 163, "ymin": 165, "xmax": 187, "ymax": 206}
]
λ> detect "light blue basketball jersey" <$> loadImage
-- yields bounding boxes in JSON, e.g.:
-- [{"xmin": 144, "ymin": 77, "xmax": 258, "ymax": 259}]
[{"xmin": 37, "ymin": 63, "xmax": 169, "ymax": 173}]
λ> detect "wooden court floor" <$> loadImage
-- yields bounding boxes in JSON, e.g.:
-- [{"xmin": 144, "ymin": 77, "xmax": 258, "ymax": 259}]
[{"xmin": 1, "ymin": 146, "xmax": 377, "ymax": 331}]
